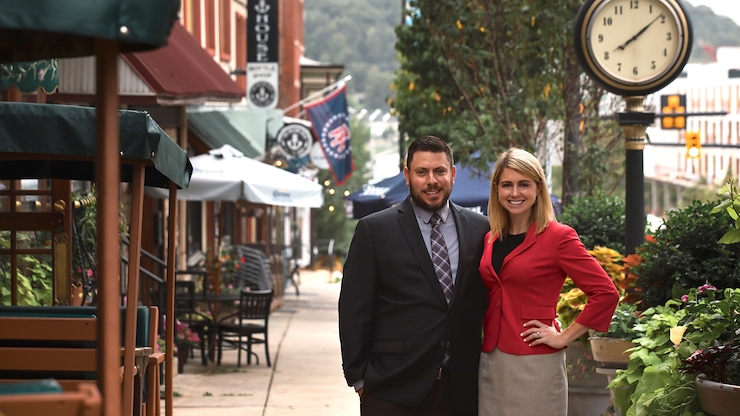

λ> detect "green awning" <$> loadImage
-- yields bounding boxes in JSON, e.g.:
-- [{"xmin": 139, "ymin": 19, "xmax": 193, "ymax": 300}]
[
  {"xmin": 0, "ymin": 102, "xmax": 192, "ymax": 189},
  {"xmin": 0, "ymin": 0, "xmax": 180, "ymax": 64},
  {"xmin": 0, "ymin": 60, "xmax": 58, "ymax": 93},
  {"xmin": 187, "ymin": 108, "xmax": 284, "ymax": 159}
]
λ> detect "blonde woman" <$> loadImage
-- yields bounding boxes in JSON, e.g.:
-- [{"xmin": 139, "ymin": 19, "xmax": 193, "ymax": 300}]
[{"xmin": 478, "ymin": 148, "xmax": 619, "ymax": 416}]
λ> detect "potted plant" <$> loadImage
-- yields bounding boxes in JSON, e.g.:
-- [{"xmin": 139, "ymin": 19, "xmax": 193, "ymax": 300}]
[
  {"xmin": 677, "ymin": 286, "xmax": 740, "ymax": 416},
  {"xmin": 162, "ymin": 316, "xmax": 201, "ymax": 373},
  {"xmin": 556, "ymin": 246, "xmax": 629, "ymax": 415},
  {"xmin": 590, "ymin": 302, "xmax": 646, "ymax": 367},
  {"xmin": 609, "ymin": 284, "xmax": 740, "ymax": 416}
]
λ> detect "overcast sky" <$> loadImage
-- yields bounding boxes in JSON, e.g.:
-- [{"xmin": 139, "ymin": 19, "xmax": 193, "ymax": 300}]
[{"xmin": 686, "ymin": 0, "xmax": 740, "ymax": 25}]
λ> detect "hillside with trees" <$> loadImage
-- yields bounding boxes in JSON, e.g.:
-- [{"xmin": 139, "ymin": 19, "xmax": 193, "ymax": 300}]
[
  {"xmin": 684, "ymin": 2, "xmax": 740, "ymax": 62},
  {"xmin": 304, "ymin": 0, "xmax": 400, "ymax": 111}
]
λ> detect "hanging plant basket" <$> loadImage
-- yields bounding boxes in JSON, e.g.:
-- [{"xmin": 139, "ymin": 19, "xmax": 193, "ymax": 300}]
[{"xmin": 695, "ymin": 374, "xmax": 740, "ymax": 416}]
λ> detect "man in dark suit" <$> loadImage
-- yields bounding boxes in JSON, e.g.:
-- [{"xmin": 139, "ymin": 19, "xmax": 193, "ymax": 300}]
[{"xmin": 339, "ymin": 136, "xmax": 490, "ymax": 416}]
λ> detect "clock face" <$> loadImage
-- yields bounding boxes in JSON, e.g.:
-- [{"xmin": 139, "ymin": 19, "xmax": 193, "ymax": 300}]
[
  {"xmin": 575, "ymin": 0, "xmax": 692, "ymax": 95},
  {"xmin": 588, "ymin": 0, "xmax": 682, "ymax": 85}
]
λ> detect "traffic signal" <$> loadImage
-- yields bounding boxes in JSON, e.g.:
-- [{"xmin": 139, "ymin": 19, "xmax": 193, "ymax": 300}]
[
  {"xmin": 661, "ymin": 94, "xmax": 686, "ymax": 129},
  {"xmin": 685, "ymin": 131, "xmax": 701, "ymax": 158}
]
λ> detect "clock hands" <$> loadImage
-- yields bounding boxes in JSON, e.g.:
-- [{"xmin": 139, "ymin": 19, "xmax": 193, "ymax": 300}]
[{"xmin": 613, "ymin": 14, "xmax": 664, "ymax": 52}]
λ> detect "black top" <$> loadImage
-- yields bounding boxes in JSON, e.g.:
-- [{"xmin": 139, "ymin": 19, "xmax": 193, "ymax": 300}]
[{"xmin": 492, "ymin": 232, "xmax": 527, "ymax": 276}]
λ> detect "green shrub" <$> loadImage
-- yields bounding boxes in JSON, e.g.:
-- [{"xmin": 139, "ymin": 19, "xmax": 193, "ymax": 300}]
[
  {"xmin": 557, "ymin": 189, "xmax": 627, "ymax": 254},
  {"xmin": 634, "ymin": 199, "xmax": 740, "ymax": 307}
]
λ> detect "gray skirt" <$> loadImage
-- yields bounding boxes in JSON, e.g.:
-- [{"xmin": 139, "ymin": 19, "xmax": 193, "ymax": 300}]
[{"xmin": 479, "ymin": 348, "xmax": 567, "ymax": 416}]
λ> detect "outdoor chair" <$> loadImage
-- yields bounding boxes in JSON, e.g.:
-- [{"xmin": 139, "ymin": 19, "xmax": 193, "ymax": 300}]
[
  {"xmin": 174, "ymin": 281, "xmax": 213, "ymax": 365},
  {"xmin": 282, "ymin": 247, "xmax": 300, "ymax": 296},
  {"xmin": 217, "ymin": 290, "xmax": 273, "ymax": 368},
  {"xmin": 234, "ymin": 245, "xmax": 273, "ymax": 291}
]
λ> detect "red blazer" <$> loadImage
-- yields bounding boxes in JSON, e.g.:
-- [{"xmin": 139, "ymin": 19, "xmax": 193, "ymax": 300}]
[{"xmin": 479, "ymin": 221, "xmax": 619, "ymax": 355}]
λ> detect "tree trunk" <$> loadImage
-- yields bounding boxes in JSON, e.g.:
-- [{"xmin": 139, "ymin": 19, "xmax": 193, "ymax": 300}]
[{"xmin": 562, "ymin": 56, "xmax": 582, "ymax": 206}]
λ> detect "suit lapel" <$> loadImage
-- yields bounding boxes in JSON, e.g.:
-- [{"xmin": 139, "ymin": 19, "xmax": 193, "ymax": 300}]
[
  {"xmin": 397, "ymin": 197, "xmax": 448, "ymax": 305},
  {"xmin": 449, "ymin": 204, "xmax": 468, "ymax": 306}
]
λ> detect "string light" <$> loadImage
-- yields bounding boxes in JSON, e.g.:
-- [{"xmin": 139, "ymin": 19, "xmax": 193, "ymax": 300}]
[
  {"xmin": 328, "ymin": 205, "xmax": 335, "ymax": 212},
  {"xmin": 275, "ymin": 160, "xmax": 283, "ymax": 167},
  {"xmin": 344, "ymin": 190, "xmax": 350, "ymax": 196},
  {"xmin": 329, "ymin": 189, "xmax": 335, "ymax": 195},
  {"xmin": 324, "ymin": 180, "xmax": 331, "ymax": 186}
]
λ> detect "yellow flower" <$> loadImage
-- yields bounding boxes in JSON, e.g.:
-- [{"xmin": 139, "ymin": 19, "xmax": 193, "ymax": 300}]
[
  {"xmin": 531, "ymin": 16, "xmax": 535, "ymax": 27},
  {"xmin": 434, "ymin": 93, "xmax": 441, "ymax": 101},
  {"xmin": 670, "ymin": 325, "xmax": 687, "ymax": 346},
  {"xmin": 457, "ymin": 20, "xmax": 463, "ymax": 30},
  {"xmin": 480, "ymin": 27, "xmax": 485, "ymax": 33},
  {"xmin": 409, "ymin": 82, "xmax": 414, "ymax": 91}
]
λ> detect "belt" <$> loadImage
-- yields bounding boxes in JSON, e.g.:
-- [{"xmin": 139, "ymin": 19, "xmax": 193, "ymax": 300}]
[{"xmin": 436, "ymin": 366, "xmax": 448, "ymax": 380}]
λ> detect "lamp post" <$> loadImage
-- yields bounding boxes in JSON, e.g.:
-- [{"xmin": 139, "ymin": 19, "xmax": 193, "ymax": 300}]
[{"xmin": 573, "ymin": 0, "xmax": 692, "ymax": 254}]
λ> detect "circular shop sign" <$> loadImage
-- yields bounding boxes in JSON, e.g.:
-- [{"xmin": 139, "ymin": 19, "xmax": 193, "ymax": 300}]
[
  {"xmin": 249, "ymin": 81, "xmax": 276, "ymax": 107},
  {"xmin": 276, "ymin": 124, "xmax": 312, "ymax": 159}
]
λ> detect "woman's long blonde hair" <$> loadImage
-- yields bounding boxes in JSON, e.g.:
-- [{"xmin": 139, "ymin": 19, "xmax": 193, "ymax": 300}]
[{"xmin": 487, "ymin": 148, "xmax": 555, "ymax": 241}]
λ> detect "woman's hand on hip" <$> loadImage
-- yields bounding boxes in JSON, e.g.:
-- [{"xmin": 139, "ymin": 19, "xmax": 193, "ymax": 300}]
[{"xmin": 521, "ymin": 320, "xmax": 568, "ymax": 349}]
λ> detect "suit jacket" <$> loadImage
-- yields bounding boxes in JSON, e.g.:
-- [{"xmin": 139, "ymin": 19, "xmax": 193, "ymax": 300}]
[
  {"xmin": 339, "ymin": 197, "xmax": 490, "ymax": 414},
  {"xmin": 479, "ymin": 221, "xmax": 619, "ymax": 355}
]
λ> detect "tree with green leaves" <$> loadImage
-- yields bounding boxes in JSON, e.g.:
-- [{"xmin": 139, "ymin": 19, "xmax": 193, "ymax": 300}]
[
  {"xmin": 304, "ymin": 0, "xmax": 400, "ymax": 110},
  {"xmin": 392, "ymin": 0, "xmax": 624, "ymax": 200}
]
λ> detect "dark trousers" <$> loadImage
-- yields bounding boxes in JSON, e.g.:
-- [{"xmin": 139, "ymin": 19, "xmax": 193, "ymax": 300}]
[{"xmin": 360, "ymin": 367, "xmax": 473, "ymax": 416}]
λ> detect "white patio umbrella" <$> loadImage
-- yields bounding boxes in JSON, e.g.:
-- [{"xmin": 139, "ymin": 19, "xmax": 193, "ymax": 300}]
[{"xmin": 146, "ymin": 144, "xmax": 323, "ymax": 207}]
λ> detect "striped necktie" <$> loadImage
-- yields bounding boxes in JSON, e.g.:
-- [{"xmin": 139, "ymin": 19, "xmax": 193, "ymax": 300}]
[{"xmin": 430, "ymin": 212, "xmax": 453, "ymax": 304}]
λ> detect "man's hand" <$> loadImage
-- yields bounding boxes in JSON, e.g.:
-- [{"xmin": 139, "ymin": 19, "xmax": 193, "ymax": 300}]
[{"xmin": 357, "ymin": 387, "xmax": 364, "ymax": 398}]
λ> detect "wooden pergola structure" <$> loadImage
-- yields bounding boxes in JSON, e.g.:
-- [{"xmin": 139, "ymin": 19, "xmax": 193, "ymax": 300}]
[{"xmin": 0, "ymin": 1, "xmax": 186, "ymax": 415}]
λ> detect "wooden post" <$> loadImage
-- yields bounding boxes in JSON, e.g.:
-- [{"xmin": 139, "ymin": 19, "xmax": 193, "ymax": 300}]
[
  {"xmin": 95, "ymin": 38, "xmax": 121, "ymax": 416},
  {"xmin": 122, "ymin": 164, "xmax": 145, "ymax": 416},
  {"xmin": 178, "ymin": 106, "xmax": 188, "ymax": 271},
  {"xmin": 166, "ymin": 182, "xmax": 178, "ymax": 416}
]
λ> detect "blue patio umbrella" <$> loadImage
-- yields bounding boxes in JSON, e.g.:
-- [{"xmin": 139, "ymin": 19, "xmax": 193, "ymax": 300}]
[{"xmin": 344, "ymin": 163, "xmax": 562, "ymax": 219}]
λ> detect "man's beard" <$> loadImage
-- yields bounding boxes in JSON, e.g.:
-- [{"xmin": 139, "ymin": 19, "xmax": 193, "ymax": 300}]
[{"xmin": 409, "ymin": 184, "xmax": 451, "ymax": 212}]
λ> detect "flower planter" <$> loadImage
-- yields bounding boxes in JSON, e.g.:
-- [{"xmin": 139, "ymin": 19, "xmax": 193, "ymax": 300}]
[
  {"xmin": 589, "ymin": 337, "xmax": 635, "ymax": 368},
  {"xmin": 177, "ymin": 343, "xmax": 190, "ymax": 374},
  {"xmin": 695, "ymin": 374, "xmax": 740, "ymax": 416}
]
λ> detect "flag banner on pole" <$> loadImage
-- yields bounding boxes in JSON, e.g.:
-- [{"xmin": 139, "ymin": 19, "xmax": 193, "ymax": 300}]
[{"xmin": 305, "ymin": 84, "xmax": 354, "ymax": 185}]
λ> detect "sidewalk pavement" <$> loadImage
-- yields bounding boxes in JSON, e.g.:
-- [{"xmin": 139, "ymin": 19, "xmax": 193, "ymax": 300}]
[{"xmin": 169, "ymin": 269, "xmax": 360, "ymax": 416}]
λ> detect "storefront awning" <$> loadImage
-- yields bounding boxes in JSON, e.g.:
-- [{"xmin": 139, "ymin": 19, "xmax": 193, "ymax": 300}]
[
  {"xmin": 52, "ymin": 23, "xmax": 245, "ymax": 104},
  {"xmin": 187, "ymin": 107, "xmax": 284, "ymax": 159},
  {"xmin": 0, "ymin": 0, "xmax": 179, "ymax": 63},
  {"xmin": 0, "ymin": 101, "xmax": 192, "ymax": 189}
]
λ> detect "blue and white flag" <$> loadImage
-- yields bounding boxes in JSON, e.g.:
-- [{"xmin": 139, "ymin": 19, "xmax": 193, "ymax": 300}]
[{"xmin": 305, "ymin": 84, "xmax": 354, "ymax": 185}]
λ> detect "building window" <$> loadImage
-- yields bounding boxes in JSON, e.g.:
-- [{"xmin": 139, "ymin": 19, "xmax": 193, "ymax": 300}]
[
  {"xmin": 185, "ymin": 0, "xmax": 202, "ymax": 43},
  {"xmin": 219, "ymin": 0, "xmax": 232, "ymax": 61},
  {"xmin": 236, "ymin": 14, "xmax": 246, "ymax": 91},
  {"xmin": 205, "ymin": 0, "xmax": 216, "ymax": 55}
]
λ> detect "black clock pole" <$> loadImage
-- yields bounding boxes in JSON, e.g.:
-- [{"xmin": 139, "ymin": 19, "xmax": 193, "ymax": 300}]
[{"xmin": 618, "ymin": 96, "xmax": 655, "ymax": 255}]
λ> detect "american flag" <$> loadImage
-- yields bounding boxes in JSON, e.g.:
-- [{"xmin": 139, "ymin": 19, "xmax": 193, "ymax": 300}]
[{"xmin": 305, "ymin": 84, "xmax": 354, "ymax": 185}]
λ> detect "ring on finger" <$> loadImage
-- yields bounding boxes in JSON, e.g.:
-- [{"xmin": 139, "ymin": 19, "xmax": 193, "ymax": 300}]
[{"xmin": 537, "ymin": 331, "xmax": 540, "ymax": 337}]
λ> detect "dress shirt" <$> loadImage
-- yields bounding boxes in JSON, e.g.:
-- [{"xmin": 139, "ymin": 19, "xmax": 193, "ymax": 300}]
[{"xmin": 409, "ymin": 198, "xmax": 459, "ymax": 284}]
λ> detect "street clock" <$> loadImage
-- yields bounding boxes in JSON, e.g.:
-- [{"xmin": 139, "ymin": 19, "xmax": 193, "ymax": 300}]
[{"xmin": 574, "ymin": 0, "xmax": 692, "ymax": 96}]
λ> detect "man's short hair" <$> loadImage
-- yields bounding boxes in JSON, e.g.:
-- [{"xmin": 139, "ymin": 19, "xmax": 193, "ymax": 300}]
[{"xmin": 406, "ymin": 136, "xmax": 454, "ymax": 168}]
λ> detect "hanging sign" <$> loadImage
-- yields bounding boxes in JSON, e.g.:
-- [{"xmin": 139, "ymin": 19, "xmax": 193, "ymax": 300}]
[
  {"xmin": 277, "ymin": 124, "xmax": 313, "ymax": 159},
  {"xmin": 309, "ymin": 142, "xmax": 330, "ymax": 170},
  {"xmin": 247, "ymin": 0, "xmax": 279, "ymax": 109}
]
